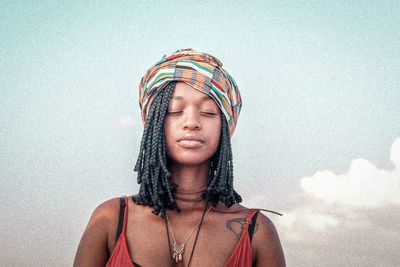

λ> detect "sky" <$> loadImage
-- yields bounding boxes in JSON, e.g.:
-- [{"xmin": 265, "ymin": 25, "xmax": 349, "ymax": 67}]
[{"xmin": 1, "ymin": 1, "xmax": 399, "ymax": 266}]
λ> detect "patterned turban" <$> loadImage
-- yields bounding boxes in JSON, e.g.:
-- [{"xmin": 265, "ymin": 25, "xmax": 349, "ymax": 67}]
[{"xmin": 139, "ymin": 48, "xmax": 242, "ymax": 135}]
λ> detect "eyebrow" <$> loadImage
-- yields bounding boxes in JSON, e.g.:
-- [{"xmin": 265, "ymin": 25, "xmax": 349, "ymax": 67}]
[{"xmin": 171, "ymin": 95, "xmax": 213, "ymax": 101}]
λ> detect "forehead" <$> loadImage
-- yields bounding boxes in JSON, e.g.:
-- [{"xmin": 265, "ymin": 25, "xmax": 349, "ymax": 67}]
[{"xmin": 171, "ymin": 82, "xmax": 214, "ymax": 102}]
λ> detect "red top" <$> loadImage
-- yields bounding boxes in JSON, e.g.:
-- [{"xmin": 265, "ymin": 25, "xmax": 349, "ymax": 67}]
[{"xmin": 106, "ymin": 196, "xmax": 258, "ymax": 267}]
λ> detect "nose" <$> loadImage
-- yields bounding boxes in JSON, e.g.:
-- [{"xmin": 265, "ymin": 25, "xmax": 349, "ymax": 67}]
[{"xmin": 183, "ymin": 110, "xmax": 202, "ymax": 131}]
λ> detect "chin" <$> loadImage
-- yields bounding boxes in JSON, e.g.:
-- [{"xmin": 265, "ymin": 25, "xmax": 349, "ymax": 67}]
[
  {"xmin": 167, "ymin": 150, "xmax": 214, "ymax": 167},
  {"xmin": 166, "ymin": 145, "xmax": 217, "ymax": 167},
  {"xmin": 170, "ymin": 156, "xmax": 211, "ymax": 167}
]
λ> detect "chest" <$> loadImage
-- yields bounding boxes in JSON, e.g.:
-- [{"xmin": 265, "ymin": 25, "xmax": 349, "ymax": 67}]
[{"xmin": 123, "ymin": 213, "xmax": 253, "ymax": 267}]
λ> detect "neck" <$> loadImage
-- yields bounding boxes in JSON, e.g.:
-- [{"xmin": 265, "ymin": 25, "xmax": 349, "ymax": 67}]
[
  {"xmin": 174, "ymin": 188, "xmax": 206, "ymax": 203},
  {"xmin": 169, "ymin": 161, "xmax": 210, "ymax": 211}
]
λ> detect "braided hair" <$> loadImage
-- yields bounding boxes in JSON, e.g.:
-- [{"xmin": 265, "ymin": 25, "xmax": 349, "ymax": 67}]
[{"xmin": 133, "ymin": 82, "xmax": 242, "ymax": 217}]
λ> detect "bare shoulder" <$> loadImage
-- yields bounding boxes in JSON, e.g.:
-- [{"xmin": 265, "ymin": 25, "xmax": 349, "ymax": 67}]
[
  {"xmin": 254, "ymin": 212, "xmax": 279, "ymax": 240},
  {"xmin": 230, "ymin": 202, "xmax": 280, "ymax": 239},
  {"xmin": 252, "ymin": 212, "xmax": 286, "ymax": 267},
  {"xmin": 91, "ymin": 197, "xmax": 121, "ymax": 221},
  {"xmin": 84, "ymin": 197, "xmax": 122, "ymax": 236},
  {"xmin": 73, "ymin": 197, "xmax": 122, "ymax": 267}
]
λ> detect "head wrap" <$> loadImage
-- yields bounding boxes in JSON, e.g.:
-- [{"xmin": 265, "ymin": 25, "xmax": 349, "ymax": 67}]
[{"xmin": 139, "ymin": 48, "xmax": 242, "ymax": 135}]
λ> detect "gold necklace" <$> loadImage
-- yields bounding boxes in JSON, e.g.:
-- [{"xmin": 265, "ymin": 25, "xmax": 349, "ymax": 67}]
[{"xmin": 166, "ymin": 205, "xmax": 212, "ymax": 263}]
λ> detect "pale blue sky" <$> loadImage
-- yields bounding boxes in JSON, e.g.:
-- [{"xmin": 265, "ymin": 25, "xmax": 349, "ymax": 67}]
[{"xmin": 1, "ymin": 1, "xmax": 399, "ymax": 266}]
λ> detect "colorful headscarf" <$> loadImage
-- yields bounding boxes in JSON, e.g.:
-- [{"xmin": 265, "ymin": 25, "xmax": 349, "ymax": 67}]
[{"xmin": 139, "ymin": 48, "xmax": 242, "ymax": 135}]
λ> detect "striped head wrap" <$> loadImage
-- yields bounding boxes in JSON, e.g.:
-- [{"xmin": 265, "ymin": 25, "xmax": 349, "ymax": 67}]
[{"xmin": 139, "ymin": 48, "xmax": 242, "ymax": 135}]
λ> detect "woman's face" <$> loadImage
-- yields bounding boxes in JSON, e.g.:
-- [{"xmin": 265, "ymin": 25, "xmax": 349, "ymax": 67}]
[{"xmin": 164, "ymin": 82, "xmax": 222, "ymax": 167}]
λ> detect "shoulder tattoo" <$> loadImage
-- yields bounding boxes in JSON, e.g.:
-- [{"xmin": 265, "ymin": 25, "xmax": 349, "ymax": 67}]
[{"xmin": 226, "ymin": 217, "xmax": 258, "ymax": 240}]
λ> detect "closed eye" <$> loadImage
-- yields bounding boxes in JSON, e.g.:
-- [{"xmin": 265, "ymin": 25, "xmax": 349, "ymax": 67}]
[
  {"xmin": 201, "ymin": 112, "xmax": 218, "ymax": 116},
  {"xmin": 167, "ymin": 111, "xmax": 182, "ymax": 115}
]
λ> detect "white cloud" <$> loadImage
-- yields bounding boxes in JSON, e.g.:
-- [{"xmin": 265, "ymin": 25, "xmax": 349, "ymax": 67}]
[
  {"xmin": 247, "ymin": 138, "xmax": 400, "ymax": 266},
  {"xmin": 390, "ymin": 137, "xmax": 400, "ymax": 167},
  {"xmin": 300, "ymin": 138, "xmax": 400, "ymax": 208}
]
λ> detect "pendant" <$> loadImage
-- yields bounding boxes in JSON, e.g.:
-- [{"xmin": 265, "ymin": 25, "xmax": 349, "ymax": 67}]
[{"xmin": 172, "ymin": 243, "xmax": 184, "ymax": 262}]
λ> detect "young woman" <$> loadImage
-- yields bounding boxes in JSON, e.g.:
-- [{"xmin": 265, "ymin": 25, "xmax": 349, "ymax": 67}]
[{"xmin": 73, "ymin": 49, "xmax": 285, "ymax": 267}]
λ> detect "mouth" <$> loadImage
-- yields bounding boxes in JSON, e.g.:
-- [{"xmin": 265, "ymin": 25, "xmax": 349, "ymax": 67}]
[
  {"xmin": 177, "ymin": 135, "xmax": 205, "ymax": 148},
  {"xmin": 178, "ymin": 139, "xmax": 204, "ymax": 148}
]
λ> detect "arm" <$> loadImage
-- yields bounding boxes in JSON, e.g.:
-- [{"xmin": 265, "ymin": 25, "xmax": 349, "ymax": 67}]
[
  {"xmin": 253, "ymin": 213, "xmax": 286, "ymax": 267},
  {"xmin": 73, "ymin": 198, "xmax": 119, "ymax": 267}
]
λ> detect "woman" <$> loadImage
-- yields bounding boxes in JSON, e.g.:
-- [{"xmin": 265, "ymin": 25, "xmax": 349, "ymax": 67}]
[{"xmin": 74, "ymin": 49, "xmax": 285, "ymax": 267}]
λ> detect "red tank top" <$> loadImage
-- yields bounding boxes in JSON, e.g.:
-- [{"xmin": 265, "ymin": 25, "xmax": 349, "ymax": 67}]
[{"xmin": 106, "ymin": 196, "xmax": 259, "ymax": 267}]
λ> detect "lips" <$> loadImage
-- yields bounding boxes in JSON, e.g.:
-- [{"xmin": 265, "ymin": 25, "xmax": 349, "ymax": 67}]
[{"xmin": 177, "ymin": 135, "xmax": 205, "ymax": 148}]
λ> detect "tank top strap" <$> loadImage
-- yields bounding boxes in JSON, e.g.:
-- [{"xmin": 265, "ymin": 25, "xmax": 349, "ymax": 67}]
[
  {"xmin": 243, "ymin": 209, "xmax": 259, "ymax": 227},
  {"xmin": 122, "ymin": 196, "xmax": 129, "ymax": 231},
  {"xmin": 115, "ymin": 196, "xmax": 129, "ymax": 242},
  {"xmin": 247, "ymin": 209, "xmax": 260, "ymax": 242}
]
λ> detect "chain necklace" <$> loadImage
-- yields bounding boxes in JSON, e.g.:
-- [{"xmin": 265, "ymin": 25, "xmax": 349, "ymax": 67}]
[{"xmin": 165, "ymin": 203, "xmax": 212, "ymax": 264}]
